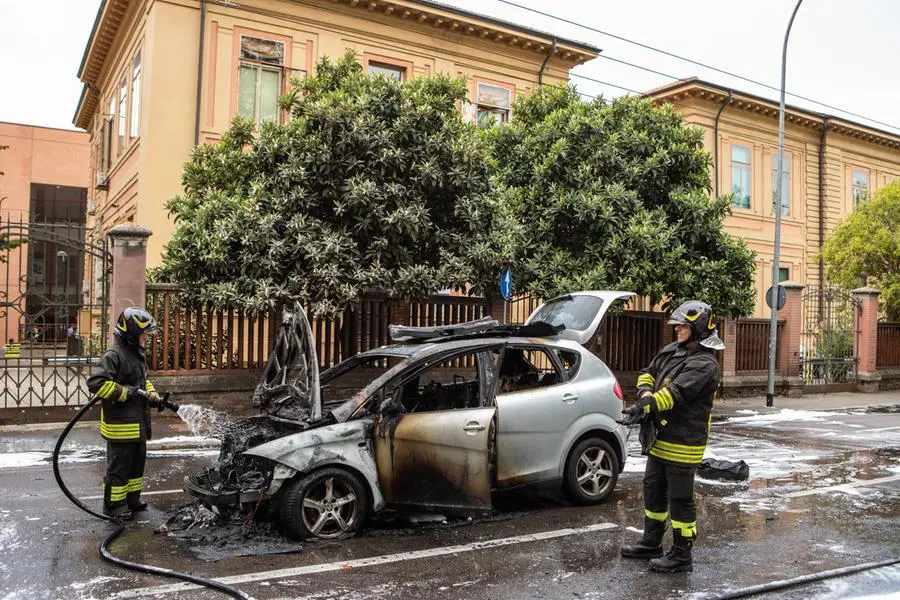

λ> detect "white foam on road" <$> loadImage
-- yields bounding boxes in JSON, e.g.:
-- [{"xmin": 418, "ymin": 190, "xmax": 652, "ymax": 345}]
[
  {"xmin": 108, "ymin": 521, "xmax": 619, "ymax": 599},
  {"xmin": 726, "ymin": 409, "xmax": 847, "ymax": 426},
  {"xmin": 0, "ymin": 446, "xmax": 218, "ymax": 470}
]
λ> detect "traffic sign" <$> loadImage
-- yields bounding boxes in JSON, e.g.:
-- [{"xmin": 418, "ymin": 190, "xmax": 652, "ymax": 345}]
[
  {"xmin": 765, "ymin": 285, "xmax": 787, "ymax": 310},
  {"xmin": 499, "ymin": 268, "xmax": 513, "ymax": 301}
]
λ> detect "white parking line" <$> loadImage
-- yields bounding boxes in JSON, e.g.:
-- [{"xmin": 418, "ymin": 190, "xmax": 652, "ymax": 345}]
[
  {"xmin": 784, "ymin": 474, "xmax": 900, "ymax": 498},
  {"xmin": 108, "ymin": 521, "xmax": 619, "ymax": 599}
]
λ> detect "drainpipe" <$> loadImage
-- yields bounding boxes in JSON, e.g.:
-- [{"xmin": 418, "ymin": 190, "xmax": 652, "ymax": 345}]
[
  {"xmin": 194, "ymin": 0, "xmax": 207, "ymax": 146},
  {"xmin": 713, "ymin": 90, "xmax": 733, "ymax": 198},
  {"xmin": 537, "ymin": 38, "xmax": 558, "ymax": 88},
  {"xmin": 818, "ymin": 118, "xmax": 828, "ymax": 292}
]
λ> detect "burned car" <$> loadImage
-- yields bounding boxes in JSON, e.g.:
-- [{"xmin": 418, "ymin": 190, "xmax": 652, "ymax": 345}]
[{"xmin": 185, "ymin": 291, "xmax": 632, "ymax": 540}]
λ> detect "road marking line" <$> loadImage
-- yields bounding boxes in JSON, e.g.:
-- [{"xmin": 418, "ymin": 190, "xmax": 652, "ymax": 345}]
[
  {"xmin": 784, "ymin": 474, "xmax": 900, "ymax": 498},
  {"xmin": 109, "ymin": 521, "xmax": 619, "ymax": 599},
  {"xmin": 82, "ymin": 488, "xmax": 184, "ymax": 501}
]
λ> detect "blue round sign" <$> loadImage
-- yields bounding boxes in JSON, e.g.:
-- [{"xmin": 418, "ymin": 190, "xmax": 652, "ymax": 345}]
[{"xmin": 499, "ymin": 268, "xmax": 513, "ymax": 301}]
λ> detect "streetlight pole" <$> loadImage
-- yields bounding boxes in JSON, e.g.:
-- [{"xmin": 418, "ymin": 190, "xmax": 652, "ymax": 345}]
[{"xmin": 767, "ymin": 0, "xmax": 805, "ymax": 407}]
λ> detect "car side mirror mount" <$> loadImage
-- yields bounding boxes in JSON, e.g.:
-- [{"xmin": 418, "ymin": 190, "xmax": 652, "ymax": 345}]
[{"xmin": 379, "ymin": 390, "xmax": 404, "ymax": 416}]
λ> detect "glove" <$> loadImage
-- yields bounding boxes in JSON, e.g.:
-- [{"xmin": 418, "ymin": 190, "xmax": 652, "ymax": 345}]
[
  {"xmin": 617, "ymin": 395, "xmax": 652, "ymax": 426},
  {"xmin": 126, "ymin": 386, "xmax": 146, "ymax": 401},
  {"xmin": 146, "ymin": 392, "xmax": 161, "ymax": 408}
]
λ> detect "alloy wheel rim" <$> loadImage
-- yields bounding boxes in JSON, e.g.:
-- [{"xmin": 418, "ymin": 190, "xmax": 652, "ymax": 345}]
[
  {"xmin": 301, "ymin": 476, "xmax": 358, "ymax": 538},
  {"xmin": 575, "ymin": 446, "xmax": 614, "ymax": 497}
]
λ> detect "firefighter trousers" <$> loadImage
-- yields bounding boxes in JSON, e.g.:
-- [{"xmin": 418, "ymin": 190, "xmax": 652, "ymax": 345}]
[
  {"xmin": 104, "ymin": 440, "xmax": 146, "ymax": 510},
  {"xmin": 643, "ymin": 454, "xmax": 698, "ymax": 540}
]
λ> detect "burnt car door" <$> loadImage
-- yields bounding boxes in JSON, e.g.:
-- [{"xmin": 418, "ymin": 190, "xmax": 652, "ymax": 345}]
[{"xmin": 372, "ymin": 347, "xmax": 499, "ymax": 513}]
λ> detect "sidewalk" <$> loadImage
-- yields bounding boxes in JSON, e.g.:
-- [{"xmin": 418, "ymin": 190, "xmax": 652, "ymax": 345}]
[
  {"xmin": 1, "ymin": 390, "xmax": 899, "ymax": 454},
  {"xmin": 0, "ymin": 414, "xmax": 218, "ymax": 455},
  {"xmin": 712, "ymin": 388, "xmax": 900, "ymax": 419}
]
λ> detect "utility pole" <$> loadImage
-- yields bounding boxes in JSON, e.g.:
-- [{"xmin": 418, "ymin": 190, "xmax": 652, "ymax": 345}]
[{"xmin": 767, "ymin": 0, "xmax": 805, "ymax": 407}]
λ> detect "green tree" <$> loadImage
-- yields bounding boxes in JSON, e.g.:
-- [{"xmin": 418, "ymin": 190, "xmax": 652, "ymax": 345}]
[
  {"xmin": 480, "ymin": 86, "xmax": 756, "ymax": 316},
  {"xmin": 822, "ymin": 180, "xmax": 900, "ymax": 320},
  {"xmin": 158, "ymin": 51, "xmax": 493, "ymax": 317}
]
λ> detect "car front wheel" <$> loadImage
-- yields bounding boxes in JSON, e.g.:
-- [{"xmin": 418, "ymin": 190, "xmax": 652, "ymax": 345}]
[
  {"xmin": 280, "ymin": 467, "xmax": 370, "ymax": 540},
  {"xmin": 563, "ymin": 437, "xmax": 619, "ymax": 505}
]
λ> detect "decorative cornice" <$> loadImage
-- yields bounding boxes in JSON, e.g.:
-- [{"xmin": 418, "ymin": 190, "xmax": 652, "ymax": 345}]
[
  {"xmin": 646, "ymin": 78, "xmax": 900, "ymax": 151},
  {"xmin": 320, "ymin": 0, "xmax": 599, "ymax": 64}
]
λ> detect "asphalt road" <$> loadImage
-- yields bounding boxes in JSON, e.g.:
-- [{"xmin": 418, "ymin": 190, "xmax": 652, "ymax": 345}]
[{"xmin": 1, "ymin": 405, "xmax": 899, "ymax": 600}]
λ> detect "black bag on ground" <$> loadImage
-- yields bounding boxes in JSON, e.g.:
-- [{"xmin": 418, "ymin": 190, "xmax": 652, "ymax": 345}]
[{"xmin": 698, "ymin": 458, "xmax": 750, "ymax": 481}]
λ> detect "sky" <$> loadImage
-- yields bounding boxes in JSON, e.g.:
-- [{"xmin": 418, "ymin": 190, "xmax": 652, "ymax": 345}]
[{"xmin": 0, "ymin": 0, "xmax": 898, "ymax": 134}]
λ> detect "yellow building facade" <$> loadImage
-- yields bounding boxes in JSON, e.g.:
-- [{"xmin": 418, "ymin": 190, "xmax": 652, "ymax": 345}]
[
  {"xmin": 73, "ymin": 0, "xmax": 598, "ymax": 265},
  {"xmin": 648, "ymin": 79, "xmax": 900, "ymax": 316}
]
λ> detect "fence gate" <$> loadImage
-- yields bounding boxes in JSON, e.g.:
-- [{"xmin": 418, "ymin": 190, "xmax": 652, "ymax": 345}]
[
  {"xmin": 1, "ymin": 218, "xmax": 111, "ymax": 411},
  {"xmin": 800, "ymin": 286, "xmax": 860, "ymax": 393}
]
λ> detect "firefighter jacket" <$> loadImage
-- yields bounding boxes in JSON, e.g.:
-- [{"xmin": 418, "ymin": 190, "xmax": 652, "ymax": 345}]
[
  {"xmin": 635, "ymin": 342, "xmax": 720, "ymax": 466},
  {"xmin": 86, "ymin": 339, "xmax": 157, "ymax": 442}
]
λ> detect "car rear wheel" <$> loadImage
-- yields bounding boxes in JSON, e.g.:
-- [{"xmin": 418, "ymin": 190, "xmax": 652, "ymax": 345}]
[
  {"xmin": 563, "ymin": 437, "xmax": 619, "ymax": 505},
  {"xmin": 280, "ymin": 468, "xmax": 370, "ymax": 540}
]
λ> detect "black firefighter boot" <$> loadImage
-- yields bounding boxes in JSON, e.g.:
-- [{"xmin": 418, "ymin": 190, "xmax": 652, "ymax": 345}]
[
  {"xmin": 127, "ymin": 491, "xmax": 148, "ymax": 513},
  {"xmin": 649, "ymin": 531, "xmax": 694, "ymax": 572},
  {"xmin": 621, "ymin": 517, "xmax": 665, "ymax": 559}
]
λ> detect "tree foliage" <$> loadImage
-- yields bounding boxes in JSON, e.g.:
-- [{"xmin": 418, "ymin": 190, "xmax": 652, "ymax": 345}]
[
  {"xmin": 159, "ymin": 51, "xmax": 494, "ymax": 317},
  {"xmin": 481, "ymin": 86, "xmax": 756, "ymax": 316},
  {"xmin": 822, "ymin": 180, "xmax": 900, "ymax": 320}
]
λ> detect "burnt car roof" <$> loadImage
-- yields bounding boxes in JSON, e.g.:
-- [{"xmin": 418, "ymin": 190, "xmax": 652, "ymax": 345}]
[{"xmin": 357, "ymin": 334, "xmax": 583, "ymax": 362}]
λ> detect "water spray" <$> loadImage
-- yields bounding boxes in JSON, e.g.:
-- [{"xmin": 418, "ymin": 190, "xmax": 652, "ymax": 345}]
[{"xmin": 52, "ymin": 393, "xmax": 254, "ymax": 600}]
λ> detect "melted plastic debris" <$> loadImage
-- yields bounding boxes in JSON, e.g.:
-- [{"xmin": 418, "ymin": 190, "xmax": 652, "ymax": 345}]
[{"xmin": 156, "ymin": 503, "xmax": 304, "ymax": 561}]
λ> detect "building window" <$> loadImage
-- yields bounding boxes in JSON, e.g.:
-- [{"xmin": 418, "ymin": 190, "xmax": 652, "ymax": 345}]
[
  {"xmin": 368, "ymin": 61, "xmax": 405, "ymax": 81},
  {"xmin": 476, "ymin": 82, "xmax": 511, "ymax": 125},
  {"xmin": 852, "ymin": 170, "xmax": 868, "ymax": 207},
  {"xmin": 238, "ymin": 36, "xmax": 284, "ymax": 125},
  {"xmin": 103, "ymin": 96, "xmax": 115, "ymax": 171},
  {"xmin": 129, "ymin": 51, "xmax": 142, "ymax": 140},
  {"xmin": 778, "ymin": 267, "xmax": 790, "ymax": 282},
  {"xmin": 771, "ymin": 152, "xmax": 790, "ymax": 216},
  {"xmin": 731, "ymin": 145, "xmax": 751, "ymax": 209},
  {"xmin": 117, "ymin": 75, "xmax": 127, "ymax": 156}
]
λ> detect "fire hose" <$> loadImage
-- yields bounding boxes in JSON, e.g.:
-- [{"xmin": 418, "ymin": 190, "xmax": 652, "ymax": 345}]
[{"xmin": 52, "ymin": 391, "xmax": 253, "ymax": 600}]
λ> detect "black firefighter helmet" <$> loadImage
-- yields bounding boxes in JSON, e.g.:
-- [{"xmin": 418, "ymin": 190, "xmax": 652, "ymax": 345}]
[
  {"xmin": 114, "ymin": 307, "xmax": 157, "ymax": 346},
  {"xmin": 668, "ymin": 300, "xmax": 724, "ymax": 350}
]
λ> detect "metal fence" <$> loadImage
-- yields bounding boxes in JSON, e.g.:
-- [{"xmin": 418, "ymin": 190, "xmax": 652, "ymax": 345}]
[
  {"xmin": 145, "ymin": 286, "xmax": 781, "ymax": 381},
  {"xmin": 877, "ymin": 322, "xmax": 900, "ymax": 367},
  {"xmin": 735, "ymin": 318, "xmax": 785, "ymax": 372}
]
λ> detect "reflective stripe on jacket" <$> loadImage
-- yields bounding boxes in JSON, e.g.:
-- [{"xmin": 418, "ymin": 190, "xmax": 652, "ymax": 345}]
[
  {"xmin": 86, "ymin": 340, "xmax": 155, "ymax": 442},
  {"xmin": 635, "ymin": 342, "xmax": 719, "ymax": 465}
]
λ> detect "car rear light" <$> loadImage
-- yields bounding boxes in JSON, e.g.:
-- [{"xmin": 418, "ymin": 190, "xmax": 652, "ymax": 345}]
[{"xmin": 613, "ymin": 380, "xmax": 624, "ymax": 402}]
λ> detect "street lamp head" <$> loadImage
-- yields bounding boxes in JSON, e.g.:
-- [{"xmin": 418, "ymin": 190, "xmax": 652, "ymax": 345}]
[{"xmin": 56, "ymin": 250, "xmax": 69, "ymax": 261}]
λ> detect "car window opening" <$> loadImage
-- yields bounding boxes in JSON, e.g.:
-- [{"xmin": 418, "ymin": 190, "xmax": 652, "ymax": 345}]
[
  {"xmin": 496, "ymin": 347, "xmax": 562, "ymax": 394},
  {"xmin": 397, "ymin": 351, "xmax": 484, "ymax": 413}
]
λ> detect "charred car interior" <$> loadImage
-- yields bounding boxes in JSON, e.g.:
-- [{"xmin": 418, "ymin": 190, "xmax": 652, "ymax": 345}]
[{"xmin": 184, "ymin": 292, "xmax": 633, "ymax": 540}]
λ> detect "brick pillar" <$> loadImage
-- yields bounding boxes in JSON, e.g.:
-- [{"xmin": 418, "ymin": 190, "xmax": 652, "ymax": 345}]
[
  {"xmin": 489, "ymin": 296, "xmax": 506, "ymax": 324},
  {"xmin": 721, "ymin": 318, "xmax": 737, "ymax": 377},
  {"xmin": 390, "ymin": 299, "xmax": 411, "ymax": 326},
  {"xmin": 107, "ymin": 224, "xmax": 152, "ymax": 338},
  {"xmin": 776, "ymin": 282, "xmax": 804, "ymax": 394},
  {"xmin": 852, "ymin": 286, "xmax": 881, "ymax": 393}
]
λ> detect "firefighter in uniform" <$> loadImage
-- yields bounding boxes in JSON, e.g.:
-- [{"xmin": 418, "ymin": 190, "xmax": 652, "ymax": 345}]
[
  {"xmin": 618, "ymin": 300, "xmax": 723, "ymax": 572},
  {"xmin": 86, "ymin": 308, "xmax": 161, "ymax": 520}
]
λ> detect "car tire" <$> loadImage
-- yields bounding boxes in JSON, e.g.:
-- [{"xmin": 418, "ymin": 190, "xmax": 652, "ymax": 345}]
[
  {"xmin": 280, "ymin": 467, "xmax": 370, "ymax": 541},
  {"xmin": 563, "ymin": 437, "xmax": 619, "ymax": 505}
]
